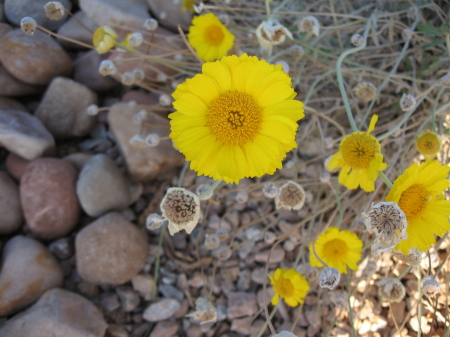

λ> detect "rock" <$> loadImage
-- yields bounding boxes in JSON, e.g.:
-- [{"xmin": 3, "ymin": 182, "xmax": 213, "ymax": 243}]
[
  {"xmin": 57, "ymin": 11, "xmax": 98, "ymax": 49},
  {"xmin": 116, "ymin": 287, "xmax": 140, "ymax": 312},
  {"xmin": 73, "ymin": 50, "xmax": 119, "ymax": 92},
  {"xmin": 100, "ymin": 292, "xmax": 120, "ymax": 311},
  {"xmin": 146, "ymin": 0, "xmax": 193, "ymax": 32},
  {"xmin": 159, "ymin": 284, "xmax": 184, "ymax": 301},
  {"xmin": 150, "ymin": 321, "xmax": 179, "ymax": 337},
  {"xmin": 254, "ymin": 247, "xmax": 286, "ymax": 264},
  {"xmin": 5, "ymin": 153, "xmax": 30, "ymax": 180},
  {"xmin": 75, "ymin": 212, "xmax": 148, "ymax": 285},
  {"xmin": 4, "ymin": 0, "xmax": 72, "ymax": 31},
  {"xmin": 0, "ymin": 171, "xmax": 22, "ymax": 234},
  {"xmin": 131, "ymin": 274, "xmax": 154, "ymax": 300},
  {"xmin": 76, "ymin": 154, "xmax": 131, "ymax": 217},
  {"xmin": 0, "ymin": 23, "xmax": 13, "ymax": 41},
  {"xmin": 226, "ymin": 292, "xmax": 258, "ymax": 319},
  {"xmin": 35, "ymin": 77, "xmax": 98, "ymax": 138},
  {"xmin": 0, "ymin": 29, "xmax": 72, "ymax": 85},
  {"xmin": 0, "ymin": 96, "xmax": 30, "ymax": 111},
  {"xmin": 63, "ymin": 152, "xmax": 93, "ymax": 171},
  {"xmin": 0, "ymin": 288, "xmax": 108, "ymax": 337},
  {"xmin": 108, "ymin": 103, "xmax": 184, "ymax": 182},
  {"xmin": 0, "ymin": 108, "xmax": 55, "ymax": 160},
  {"xmin": 231, "ymin": 316, "xmax": 252, "ymax": 335},
  {"xmin": 122, "ymin": 90, "xmax": 158, "ymax": 105},
  {"xmin": 143, "ymin": 299, "xmax": 181, "ymax": 322},
  {"xmin": 48, "ymin": 237, "xmax": 73, "ymax": 260},
  {"xmin": 0, "ymin": 66, "xmax": 44, "ymax": 96},
  {"xmin": 21, "ymin": 158, "xmax": 80, "ymax": 240},
  {"xmin": 0, "ymin": 236, "xmax": 64, "ymax": 316},
  {"xmin": 108, "ymin": 325, "xmax": 129, "ymax": 337}
]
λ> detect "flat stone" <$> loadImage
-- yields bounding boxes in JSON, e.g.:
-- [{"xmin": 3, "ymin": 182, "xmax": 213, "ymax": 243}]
[
  {"xmin": 0, "ymin": 66, "xmax": 43, "ymax": 96},
  {"xmin": 5, "ymin": 153, "xmax": 30, "ymax": 180},
  {"xmin": 0, "ymin": 236, "xmax": 63, "ymax": 316},
  {"xmin": 76, "ymin": 154, "xmax": 131, "ymax": 217},
  {"xmin": 0, "ymin": 108, "xmax": 55, "ymax": 160},
  {"xmin": 76, "ymin": 212, "xmax": 149, "ymax": 285},
  {"xmin": 231, "ymin": 316, "xmax": 252, "ymax": 335},
  {"xmin": 0, "ymin": 171, "xmax": 22, "ymax": 234},
  {"xmin": 131, "ymin": 274, "xmax": 154, "ymax": 300},
  {"xmin": 116, "ymin": 287, "xmax": 140, "ymax": 312},
  {"xmin": 146, "ymin": 0, "xmax": 193, "ymax": 32},
  {"xmin": 0, "ymin": 29, "xmax": 72, "ymax": 85},
  {"xmin": 150, "ymin": 321, "xmax": 179, "ymax": 337},
  {"xmin": 57, "ymin": 11, "xmax": 98, "ymax": 49},
  {"xmin": 21, "ymin": 158, "xmax": 80, "ymax": 240},
  {"xmin": 254, "ymin": 247, "xmax": 286, "ymax": 264},
  {"xmin": 226, "ymin": 292, "xmax": 258, "ymax": 319},
  {"xmin": 108, "ymin": 102, "xmax": 184, "ymax": 182},
  {"xmin": 143, "ymin": 299, "xmax": 180, "ymax": 322},
  {"xmin": 0, "ymin": 23, "xmax": 13, "ymax": 41},
  {"xmin": 0, "ymin": 288, "xmax": 107, "ymax": 337}
]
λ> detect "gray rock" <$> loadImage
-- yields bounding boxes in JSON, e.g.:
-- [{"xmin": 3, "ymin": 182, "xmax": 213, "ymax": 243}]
[
  {"xmin": 63, "ymin": 152, "xmax": 93, "ymax": 171},
  {"xmin": 116, "ymin": 287, "xmax": 140, "ymax": 312},
  {"xmin": 159, "ymin": 284, "xmax": 184, "ymax": 301},
  {"xmin": 108, "ymin": 103, "xmax": 184, "ymax": 182},
  {"xmin": 226, "ymin": 292, "xmax": 258, "ymax": 319},
  {"xmin": 0, "ymin": 23, "xmax": 13, "ymax": 41},
  {"xmin": 5, "ymin": 153, "xmax": 30, "ymax": 180},
  {"xmin": 150, "ymin": 321, "xmax": 179, "ymax": 337},
  {"xmin": 0, "ymin": 288, "xmax": 108, "ymax": 337},
  {"xmin": 75, "ymin": 212, "xmax": 149, "ymax": 285},
  {"xmin": 146, "ymin": 0, "xmax": 193, "ymax": 32},
  {"xmin": 4, "ymin": 0, "xmax": 72, "ymax": 31},
  {"xmin": 100, "ymin": 292, "xmax": 120, "ymax": 312},
  {"xmin": 0, "ymin": 171, "xmax": 22, "ymax": 234},
  {"xmin": 0, "ymin": 236, "xmax": 64, "ymax": 316},
  {"xmin": 0, "ymin": 66, "xmax": 43, "ymax": 96},
  {"xmin": 143, "ymin": 299, "xmax": 181, "ymax": 322},
  {"xmin": 76, "ymin": 154, "xmax": 131, "ymax": 217},
  {"xmin": 131, "ymin": 274, "xmax": 154, "ymax": 300},
  {"xmin": 35, "ymin": 77, "xmax": 98, "ymax": 138},
  {"xmin": 21, "ymin": 158, "xmax": 80, "ymax": 240},
  {"xmin": 0, "ymin": 29, "xmax": 72, "ymax": 85},
  {"xmin": 0, "ymin": 108, "xmax": 55, "ymax": 160},
  {"xmin": 57, "ymin": 11, "xmax": 98, "ymax": 49},
  {"xmin": 48, "ymin": 237, "xmax": 74, "ymax": 260},
  {"xmin": 254, "ymin": 247, "xmax": 286, "ymax": 264}
]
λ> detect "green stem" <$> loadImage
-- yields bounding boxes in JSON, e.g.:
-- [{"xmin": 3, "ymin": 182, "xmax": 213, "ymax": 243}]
[
  {"xmin": 265, "ymin": 0, "xmax": 271, "ymax": 20},
  {"xmin": 152, "ymin": 224, "xmax": 167, "ymax": 300},
  {"xmin": 397, "ymin": 264, "xmax": 413, "ymax": 279},
  {"xmin": 199, "ymin": 180, "xmax": 222, "ymax": 199},
  {"xmin": 379, "ymin": 171, "xmax": 393, "ymax": 189},
  {"xmin": 431, "ymin": 87, "xmax": 445, "ymax": 132},
  {"xmin": 255, "ymin": 303, "xmax": 279, "ymax": 337},
  {"xmin": 312, "ymin": 240, "xmax": 328, "ymax": 267},
  {"xmin": 346, "ymin": 272, "xmax": 357, "ymax": 337}
]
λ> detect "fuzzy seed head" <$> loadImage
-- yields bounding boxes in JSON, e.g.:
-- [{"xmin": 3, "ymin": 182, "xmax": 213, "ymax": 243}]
[
  {"xmin": 121, "ymin": 72, "xmax": 135, "ymax": 86},
  {"xmin": 362, "ymin": 202, "xmax": 407, "ymax": 243},
  {"xmin": 86, "ymin": 104, "xmax": 99, "ymax": 116},
  {"xmin": 353, "ymin": 82, "xmax": 377, "ymax": 102},
  {"xmin": 159, "ymin": 94, "xmax": 172, "ymax": 107},
  {"xmin": 400, "ymin": 93, "xmax": 416, "ymax": 111},
  {"xmin": 351, "ymin": 33, "xmax": 364, "ymax": 46},
  {"xmin": 98, "ymin": 60, "xmax": 117, "ymax": 76},
  {"xmin": 319, "ymin": 267, "xmax": 341, "ymax": 290},
  {"xmin": 187, "ymin": 297, "xmax": 217, "ymax": 324},
  {"xmin": 256, "ymin": 19, "xmax": 293, "ymax": 50},
  {"xmin": 132, "ymin": 68, "xmax": 145, "ymax": 82},
  {"xmin": 132, "ymin": 110, "xmax": 148, "ymax": 125},
  {"xmin": 263, "ymin": 182, "xmax": 278, "ymax": 198},
  {"xmin": 392, "ymin": 248, "xmax": 421, "ymax": 265},
  {"xmin": 377, "ymin": 277, "xmax": 405, "ymax": 302},
  {"xmin": 44, "ymin": 2, "xmax": 65, "ymax": 20},
  {"xmin": 145, "ymin": 133, "xmax": 160, "ymax": 147},
  {"xmin": 275, "ymin": 181, "xmax": 306, "ymax": 211},
  {"xmin": 422, "ymin": 276, "xmax": 440, "ymax": 298},
  {"xmin": 146, "ymin": 213, "xmax": 165, "ymax": 230},
  {"xmin": 320, "ymin": 171, "xmax": 331, "ymax": 183},
  {"xmin": 204, "ymin": 233, "xmax": 220, "ymax": 250},
  {"xmin": 129, "ymin": 134, "xmax": 146, "ymax": 147},
  {"xmin": 156, "ymin": 72, "xmax": 168, "ymax": 82},
  {"xmin": 402, "ymin": 28, "xmax": 413, "ymax": 41},
  {"xmin": 144, "ymin": 18, "xmax": 158, "ymax": 31},
  {"xmin": 196, "ymin": 184, "xmax": 214, "ymax": 200},
  {"xmin": 290, "ymin": 45, "xmax": 304, "ymax": 58},
  {"xmin": 298, "ymin": 15, "xmax": 320, "ymax": 36},
  {"xmin": 127, "ymin": 32, "xmax": 143, "ymax": 47},
  {"xmin": 236, "ymin": 190, "xmax": 248, "ymax": 204},
  {"xmin": 21, "ymin": 17, "xmax": 37, "ymax": 35}
]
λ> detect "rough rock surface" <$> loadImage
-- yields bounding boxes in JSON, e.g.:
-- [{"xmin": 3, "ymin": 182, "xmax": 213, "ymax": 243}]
[{"xmin": 0, "ymin": 171, "xmax": 22, "ymax": 234}]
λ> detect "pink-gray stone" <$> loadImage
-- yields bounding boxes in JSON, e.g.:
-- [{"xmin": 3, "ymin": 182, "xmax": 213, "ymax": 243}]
[
  {"xmin": 226, "ymin": 292, "xmax": 258, "ymax": 319},
  {"xmin": 57, "ymin": 11, "xmax": 98, "ymax": 50},
  {"xmin": 146, "ymin": 0, "xmax": 193, "ymax": 32},
  {"xmin": 0, "ymin": 66, "xmax": 43, "ymax": 96},
  {"xmin": 0, "ymin": 171, "xmax": 22, "ymax": 234},
  {"xmin": 5, "ymin": 153, "xmax": 30, "ymax": 180},
  {"xmin": 143, "ymin": 299, "xmax": 181, "ymax": 322}
]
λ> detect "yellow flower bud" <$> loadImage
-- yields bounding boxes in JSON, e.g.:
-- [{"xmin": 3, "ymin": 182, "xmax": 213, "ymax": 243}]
[{"xmin": 92, "ymin": 26, "xmax": 118, "ymax": 54}]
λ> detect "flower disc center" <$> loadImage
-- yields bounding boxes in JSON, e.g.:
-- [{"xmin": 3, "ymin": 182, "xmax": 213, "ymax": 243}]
[
  {"xmin": 323, "ymin": 238, "xmax": 348, "ymax": 261},
  {"xmin": 205, "ymin": 24, "xmax": 225, "ymax": 46},
  {"xmin": 207, "ymin": 92, "xmax": 262, "ymax": 145},
  {"xmin": 398, "ymin": 184, "xmax": 429, "ymax": 221},
  {"xmin": 340, "ymin": 132, "xmax": 379, "ymax": 169},
  {"xmin": 274, "ymin": 277, "xmax": 295, "ymax": 298}
]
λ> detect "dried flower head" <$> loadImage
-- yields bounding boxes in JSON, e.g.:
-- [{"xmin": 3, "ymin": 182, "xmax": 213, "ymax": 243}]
[
  {"xmin": 218, "ymin": 13, "xmax": 230, "ymax": 25},
  {"xmin": 422, "ymin": 275, "xmax": 440, "ymax": 298},
  {"xmin": 129, "ymin": 134, "xmax": 146, "ymax": 147},
  {"xmin": 319, "ymin": 267, "xmax": 341, "ymax": 290},
  {"xmin": 121, "ymin": 72, "xmax": 135, "ymax": 86},
  {"xmin": 20, "ymin": 17, "xmax": 37, "ymax": 35},
  {"xmin": 236, "ymin": 190, "xmax": 248, "ymax": 204},
  {"xmin": 144, "ymin": 18, "xmax": 158, "ymax": 31},
  {"xmin": 145, "ymin": 133, "xmax": 160, "ymax": 147},
  {"xmin": 400, "ymin": 93, "xmax": 416, "ymax": 111},
  {"xmin": 262, "ymin": 182, "xmax": 278, "ymax": 199},
  {"xmin": 377, "ymin": 278, "xmax": 405, "ymax": 302},
  {"xmin": 196, "ymin": 184, "xmax": 214, "ymax": 200},
  {"xmin": 93, "ymin": 26, "xmax": 118, "ymax": 54},
  {"xmin": 353, "ymin": 82, "xmax": 377, "ymax": 102},
  {"xmin": 392, "ymin": 248, "xmax": 421, "ymax": 265},
  {"xmin": 159, "ymin": 94, "xmax": 172, "ymax": 107},
  {"xmin": 298, "ymin": 15, "xmax": 320, "ymax": 36},
  {"xmin": 275, "ymin": 181, "xmax": 306, "ymax": 211},
  {"xmin": 351, "ymin": 33, "xmax": 364, "ymax": 46},
  {"xmin": 204, "ymin": 233, "xmax": 220, "ymax": 250},
  {"xmin": 256, "ymin": 19, "xmax": 293, "ymax": 50},
  {"xmin": 146, "ymin": 213, "xmax": 165, "ymax": 230},
  {"xmin": 132, "ymin": 68, "xmax": 145, "ymax": 82},
  {"xmin": 415, "ymin": 131, "xmax": 442, "ymax": 160},
  {"xmin": 44, "ymin": 1, "xmax": 65, "ymax": 21},
  {"xmin": 156, "ymin": 72, "xmax": 167, "ymax": 82},
  {"xmin": 86, "ymin": 104, "xmax": 99, "ymax": 116},
  {"xmin": 187, "ymin": 298, "xmax": 217, "ymax": 324},
  {"xmin": 160, "ymin": 187, "xmax": 201, "ymax": 235},
  {"xmin": 402, "ymin": 28, "xmax": 413, "ymax": 41},
  {"xmin": 98, "ymin": 60, "xmax": 117, "ymax": 76},
  {"xmin": 132, "ymin": 110, "xmax": 148, "ymax": 125},
  {"xmin": 330, "ymin": 290, "xmax": 349, "ymax": 309},
  {"xmin": 290, "ymin": 45, "xmax": 304, "ymax": 58},
  {"xmin": 123, "ymin": 32, "xmax": 143, "ymax": 48}
]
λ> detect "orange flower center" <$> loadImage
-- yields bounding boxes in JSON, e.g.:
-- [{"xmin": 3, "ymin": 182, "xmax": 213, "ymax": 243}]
[
  {"xmin": 398, "ymin": 184, "xmax": 429, "ymax": 221},
  {"xmin": 205, "ymin": 24, "xmax": 225, "ymax": 46},
  {"xmin": 340, "ymin": 132, "xmax": 379, "ymax": 169},
  {"xmin": 322, "ymin": 238, "xmax": 348, "ymax": 261},
  {"xmin": 274, "ymin": 277, "xmax": 295, "ymax": 298}
]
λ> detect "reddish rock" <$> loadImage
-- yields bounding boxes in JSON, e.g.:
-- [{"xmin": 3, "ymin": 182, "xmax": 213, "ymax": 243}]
[
  {"xmin": 20, "ymin": 158, "xmax": 80, "ymax": 240},
  {"xmin": 0, "ymin": 171, "xmax": 22, "ymax": 234},
  {"xmin": 5, "ymin": 153, "xmax": 30, "ymax": 180}
]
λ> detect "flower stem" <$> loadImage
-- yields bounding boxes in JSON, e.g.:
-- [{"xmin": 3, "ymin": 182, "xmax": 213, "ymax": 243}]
[
  {"xmin": 312, "ymin": 240, "xmax": 328, "ymax": 267},
  {"xmin": 379, "ymin": 171, "xmax": 393, "ymax": 189},
  {"xmin": 199, "ymin": 180, "xmax": 222, "ymax": 199},
  {"xmin": 396, "ymin": 264, "xmax": 413, "ymax": 279},
  {"xmin": 265, "ymin": 0, "xmax": 271, "ymax": 20},
  {"xmin": 255, "ymin": 303, "xmax": 279, "ymax": 337},
  {"xmin": 152, "ymin": 223, "xmax": 166, "ymax": 300}
]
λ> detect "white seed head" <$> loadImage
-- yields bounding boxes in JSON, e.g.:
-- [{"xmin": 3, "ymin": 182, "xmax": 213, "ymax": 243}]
[
  {"xmin": 160, "ymin": 187, "xmax": 201, "ymax": 236},
  {"xmin": 156, "ymin": 72, "xmax": 168, "ymax": 82},
  {"xmin": 144, "ymin": 18, "xmax": 158, "ymax": 31},
  {"xmin": 44, "ymin": 2, "xmax": 65, "ymax": 20},
  {"xmin": 146, "ymin": 213, "xmax": 165, "ymax": 230},
  {"xmin": 274, "ymin": 60, "xmax": 290, "ymax": 74},
  {"xmin": 400, "ymin": 93, "xmax": 416, "ymax": 111},
  {"xmin": 187, "ymin": 297, "xmax": 217, "ymax": 324},
  {"xmin": 235, "ymin": 190, "xmax": 248, "ymax": 204},
  {"xmin": 159, "ymin": 94, "xmax": 172, "ymax": 107},
  {"xmin": 196, "ymin": 184, "xmax": 214, "ymax": 200},
  {"xmin": 275, "ymin": 181, "xmax": 306, "ymax": 211},
  {"xmin": 86, "ymin": 104, "xmax": 99, "ymax": 116},
  {"xmin": 132, "ymin": 68, "xmax": 145, "ymax": 82},
  {"xmin": 351, "ymin": 33, "xmax": 364, "ymax": 46},
  {"xmin": 298, "ymin": 15, "xmax": 320, "ymax": 36},
  {"xmin": 204, "ymin": 233, "xmax": 220, "ymax": 250},
  {"xmin": 159, "ymin": 12, "xmax": 167, "ymax": 20},
  {"xmin": 391, "ymin": 248, "xmax": 421, "ymax": 265},
  {"xmin": 256, "ymin": 19, "xmax": 293, "ymax": 50},
  {"xmin": 218, "ymin": 13, "xmax": 230, "ymax": 26},
  {"xmin": 330, "ymin": 290, "xmax": 349, "ymax": 309},
  {"xmin": 402, "ymin": 28, "xmax": 413, "ymax": 41},
  {"xmin": 353, "ymin": 82, "xmax": 377, "ymax": 102},
  {"xmin": 262, "ymin": 182, "xmax": 278, "ymax": 199},
  {"xmin": 319, "ymin": 171, "xmax": 331, "ymax": 183},
  {"xmin": 129, "ymin": 134, "xmax": 146, "ymax": 147},
  {"xmin": 216, "ymin": 228, "xmax": 229, "ymax": 242},
  {"xmin": 174, "ymin": 53, "xmax": 183, "ymax": 61},
  {"xmin": 422, "ymin": 276, "xmax": 440, "ymax": 298},
  {"xmin": 319, "ymin": 267, "xmax": 341, "ymax": 290},
  {"xmin": 145, "ymin": 133, "xmax": 160, "ymax": 147},
  {"xmin": 20, "ymin": 17, "xmax": 37, "ymax": 35},
  {"xmin": 132, "ymin": 110, "xmax": 148, "ymax": 125},
  {"xmin": 98, "ymin": 60, "xmax": 117, "ymax": 76},
  {"xmin": 377, "ymin": 278, "xmax": 405, "ymax": 302},
  {"xmin": 290, "ymin": 45, "xmax": 304, "ymax": 58},
  {"xmin": 121, "ymin": 72, "xmax": 135, "ymax": 86},
  {"xmin": 193, "ymin": 2, "xmax": 204, "ymax": 14},
  {"xmin": 127, "ymin": 32, "xmax": 143, "ymax": 47}
]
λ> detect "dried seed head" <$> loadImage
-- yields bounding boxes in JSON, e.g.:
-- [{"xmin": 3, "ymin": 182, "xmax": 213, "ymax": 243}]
[
  {"xmin": 262, "ymin": 182, "xmax": 278, "ymax": 199},
  {"xmin": 196, "ymin": 184, "xmax": 214, "ymax": 200},
  {"xmin": 129, "ymin": 134, "xmax": 146, "ymax": 147},
  {"xmin": 274, "ymin": 60, "xmax": 290, "ymax": 74},
  {"xmin": 193, "ymin": 2, "xmax": 203, "ymax": 14},
  {"xmin": 44, "ymin": 2, "xmax": 65, "ymax": 20},
  {"xmin": 121, "ymin": 72, "xmax": 135, "ymax": 86},
  {"xmin": 174, "ymin": 53, "xmax": 183, "ymax": 62},
  {"xmin": 392, "ymin": 248, "xmax": 421, "ymax": 265},
  {"xmin": 144, "ymin": 18, "xmax": 158, "ymax": 31},
  {"xmin": 98, "ymin": 60, "xmax": 117, "ymax": 76},
  {"xmin": 21, "ymin": 17, "xmax": 37, "ymax": 35},
  {"xmin": 275, "ymin": 181, "xmax": 306, "ymax": 211},
  {"xmin": 132, "ymin": 68, "xmax": 145, "ymax": 82},
  {"xmin": 159, "ymin": 94, "xmax": 172, "ymax": 107},
  {"xmin": 290, "ymin": 45, "xmax": 305, "ymax": 58},
  {"xmin": 160, "ymin": 187, "xmax": 201, "ymax": 235},
  {"xmin": 132, "ymin": 110, "xmax": 148, "ymax": 125},
  {"xmin": 351, "ymin": 33, "xmax": 364, "ymax": 46},
  {"xmin": 422, "ymin": 276, "xmax": 440, "ymax": 298},
  {"xmin": 86, "ymin": 104, "xmax": 99, "ymax": 116},
  {"xmin": 298, "ymin": 15, "xmax": 320, "ymax": 36},
  {"xmin": 330, "ymin": 290, "xmax": 349, "ymax": 309},
  {"xmin": 187, "ymin": 297, "xmax": 217, "ymax": 324},
  {"xmin": 320, "ymin": 171, "xmax": 331, "ymax": 183},
  {"xmin": 319, "ymin": 267, "xmax": 341, "ymax": 290},
  {"xmin": 236, "ymin": 190, "xmax": 248, "ymax": 204},
  {"xmin": 146, "ymin": 213, "xmax": 165, "ymax": 230},
  {"xmin": 218, "ymin": 13, "xmax": 230, "ymax": 26},
  {"xmin": 402, "ymin": 28, "xmax": 413, "ymax": 41},
  {"xmin": 353, "ymin": 82, "xmax": 377, "ymax": 102},
  {"xmin": 256, "ymin": 19, "xmax": 293, "ymax": 50},
  {"xmin": 400, "ymin": 93, "xmax": 416, "ymax": 111},
  {"xmin": 439, "ymin": 74, "xmax": 450, "ymax": 88},
  {"xmin": 145, "ymin": 133, "xmax": 160, "ymax": 147},
  {"xmin": 204, "ymin": 233, "xmax": 220, "ymax": 250},
  {"xmin": 126, "ymin": 32, "xmax": 143, "ymax": 47},
  {"xmin": 377, "ymin": 278, "xmax": 405, "ymax": 302},
  {"xmin": 156, "ymin": 72, "xmax": 168, "ymax": 82}
]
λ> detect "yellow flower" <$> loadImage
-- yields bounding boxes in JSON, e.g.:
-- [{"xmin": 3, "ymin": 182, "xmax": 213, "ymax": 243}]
[
  {"xmin": 309, "ymin": 227, "xmax": 363, "ymax": 274},
  {"xmin": 181, "ymin": 0, "xmax": 195, "ymax": 12},
  {"xmin": 169, "ymin": 54, "xmax": 305, "ymax": 184},
  {"xmin": 327, "ymin": 115, "xmax": 387, "ymax": 192},
  {"xmin": 187, "ymin": 13, "xmax": 235, "ymax": 62},
  {"xmin": 268, "ymin": 268, "xmax": 309, "ymax": 307},
  {"xmin": 93, "ymin": 26, "xmax": 118, "ymax": 54},
  {"xmin": 415, "ymin": 131, "xmax": 442, "ymax": 160},
  {"xmin": 386, "ymin": 160, "xmax": 450, "ymax": 254}
]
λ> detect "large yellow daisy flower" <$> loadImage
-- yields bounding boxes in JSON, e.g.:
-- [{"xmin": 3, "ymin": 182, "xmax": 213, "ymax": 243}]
[
  {"xmin": 268, "ymin": 268, "xmax": 310, "ymax": 307},
  {"xmin": 327, "ymin": 115, "xmax": 387, "ymax": 192},
  {"xmin": 188, "ymin": 13, "xmax": 235, "ymax": 62},
  {"xmin": 169, "ymin": 54, "xmax": 305, "ymax": 184},
  {"xmin": 309, "ymin": 227, "xmax": 363, "ymax": 274},
  {"xmin": 386, "ymin": 160, "xmax": 450, "ymax": 254}
]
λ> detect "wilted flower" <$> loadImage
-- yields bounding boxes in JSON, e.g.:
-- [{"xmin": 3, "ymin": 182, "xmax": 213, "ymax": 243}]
[
  {"xmin": 145, "ymin": 213, "xmax": 165, "ymax": 230},
  {"xmin": 399, "ymin": 93, "xmax": 416, "ymax": 111},
  {"xmin": 262, "ymin": 182, "xmax": 278, "ymax": 199},
  {"xmin": 275, "ymin": 181, "xmax": 306, "ymax": 210},
  {"xmin": 351, "ymin": 33, "xmax": 364, "ymax": 46},
  {"xmin": 415, "ymin": 131, "xmax": 441, "ymax": 160},
  {"xmin": 256, "ymin": 19, "xmax": 293, "ymax": 50},
  {"xmin": 144, "ymin": 18, "xmax": 158, "ymax": 31},
  {"xmin": 298, "ymin": 15, "xmax": 320, "ymax": 36},
  {"xmin": 377, "ymin": 278, "xmax": 405, "ymax": 302},
  {"xmin": 391, "ymin": 248, "xmax": 421, "ymax": 265},
  {"xmin": 123, "ymin": 32, "xmax": 143, "ymax": 48},
  {"xmin": 353, "ymin": 82, "xmax": 377, "ymax": 102},
  {"xmin": 145, "ymin": 134, "xmax": 160, "ymax": 147},
  {"xmin": 20, "ymin": 17, "xmax": 37, "ymax": 35},
  {"xmin": 98, "ymin": 60, "xmax": 117, "ymax": 76},
  {"xmin": 93, "ymin": 26, "xmax": 118, "ymax": 54},
  {"xmin": 187, "ymin": 297, "xmax": 217, "ymax": 324},
  {"xmin": 290, "ymin": 45, "xmax": 305, "ymax": 58},
  {"xmin": 422, "ymin": 275, "xmax": 440, "ymax": 298},
  {"xmin": 44, "ymin": 1, "xmax": 65, "ymax": 21},
  {"xmin": 319, "ymin": 267, "xmax": 341, "ymax": 290}
]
